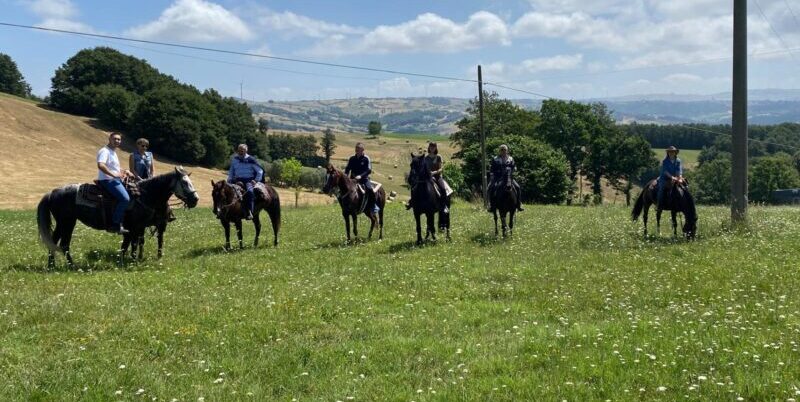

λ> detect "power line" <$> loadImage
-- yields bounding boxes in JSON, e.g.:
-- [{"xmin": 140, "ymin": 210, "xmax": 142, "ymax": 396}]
[
  {"xmin": 0, "ymin": 22, "xmax": 478, "ymax": 84},
  {"xmin": 678, "ymin": 125, "xmax": 800, "ymax": 150},
  {"xmin": 785, "ymin": 0, "xmax": 800, "ymax": 30},
  {"xmin": 753, "ymin": 0, "xmax": 798, "ymax": 62}
]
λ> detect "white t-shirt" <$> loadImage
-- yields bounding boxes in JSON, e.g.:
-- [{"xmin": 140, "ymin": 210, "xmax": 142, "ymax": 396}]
[{"xmin": 97, "ymin": 146, "xmax": 121, "ymax": 180}]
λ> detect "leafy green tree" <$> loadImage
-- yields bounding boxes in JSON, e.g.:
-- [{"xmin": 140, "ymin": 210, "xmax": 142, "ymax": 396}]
[
  {"xmin": 91, "ymin": 84, "xmax": 139, "ymax": 129},
  {"xmin": 131, "ymin": 86, "xmax": 227, "ymax": 166},
  {"xmin": 605, "ymin": 134, "xmax": 657, "ymax": 206},
  {"xmin": 258, "ymin": 117, "xmax": 269, "ymax": 134},
  {"xmin": 749, "ymin": 153, "xmax": 800, "ymax": 203},
  {"xmin": 687, "ymin": 155, "xmax": 731, "ymax": 204},
  {"xmin": 460, "ymin": 136, "xmax": 571, "ymax": 204},
  {"xmin": 203, "ymin": 89, "xmax": 265, "ymax": 159},
  {"xmin": 280, "ymin": 158, "xmax": 303, "ymax": 187},
  {"xmin": 50, "ymin": 47, "xmax": 168, "ymax": 115},
  {"xmin": 0, "ymin": 53, "xmax": 31, "ymax": 97},
  {"xmin": 321, "ymin": 128, "xmax": 336, "ymax": 164},
  {"xmin": 367, "ymin": 121, "xmax": 382, "ymax": 137},
  {"xmin": 451, "ymin": 91, "xmax": 539, "ymax": 154},
  {"xmin": 267, "ymin": 133, "xmax": 322, "ymax": 166},
  {"xmin": 442, "ymin": 162, "xmax": 468, "ymax": 199}
]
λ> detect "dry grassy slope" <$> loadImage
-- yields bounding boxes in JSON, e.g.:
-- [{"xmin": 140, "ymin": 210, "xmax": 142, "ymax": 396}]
[{"xmin": 0, "ymin": 94, "xmax": 332, "ymax": 209}]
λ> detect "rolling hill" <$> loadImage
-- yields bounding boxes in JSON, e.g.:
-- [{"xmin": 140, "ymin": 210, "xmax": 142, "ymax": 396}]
[{"xmin": 0, "ymin": 93, "xmax": 332, "ymax": 209}]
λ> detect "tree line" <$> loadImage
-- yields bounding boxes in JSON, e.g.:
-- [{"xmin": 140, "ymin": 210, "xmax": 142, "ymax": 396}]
[{"xmin": 450, "ymin": 93, "xmax": 655, "ymax": 205}]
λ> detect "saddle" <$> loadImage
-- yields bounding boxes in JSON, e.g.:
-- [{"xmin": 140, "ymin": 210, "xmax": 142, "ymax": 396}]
[
  {"xmin": 233, "ymin": 181, "xmax": 272, "ymax": 203},
  {"xmin": 355, "ymin": 181, "xmax": 382, "ymax": 195},
  {"xmin": 75, "ymin": 179, "xmax": 141, "ymax": 228}
]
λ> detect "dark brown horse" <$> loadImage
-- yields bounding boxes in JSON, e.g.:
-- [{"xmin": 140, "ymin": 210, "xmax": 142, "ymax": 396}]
[
  {"xmin": 127, "ymin": 207, "xmax": 170, "ymax": 260},
  {"xmin": 211, "ymin": 180, "xmax": 281, "ymax": 249},
  {"xmin": 38, "ymin": 167, "xmax": 199, "ymax": 267},
  {"xmin": 322, "ymin": 165, "xmax": 385, "ymax": 242},
  {"xmin": 408, "ymin": 153, "xmax": 450, "ymax": 244},
  {"xmin": 632, "ymin": 179, "xmax": 697, "ymax": 239},
  {"xmin": 490, "ymin": 165, "xmax": 518, "ymax": 238}
]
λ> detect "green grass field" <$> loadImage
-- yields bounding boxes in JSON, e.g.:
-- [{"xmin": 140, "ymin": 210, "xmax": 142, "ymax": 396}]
[
  {"xmin": 679, "ymin": 149, "xmax": 701, "ymax": 169},
  {"xmin": 2, "ymin": 203, "xmax": 800, "ymax": 401}
]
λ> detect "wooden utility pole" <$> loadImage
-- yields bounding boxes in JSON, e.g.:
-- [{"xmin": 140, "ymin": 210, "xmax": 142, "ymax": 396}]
[
  {"xmin": 732, "ymin": 0, "xmax": 748, "ymax": 222},
  {"xmin": 478, "ymin": 65, "xmax": 488, "ymax": 207}
]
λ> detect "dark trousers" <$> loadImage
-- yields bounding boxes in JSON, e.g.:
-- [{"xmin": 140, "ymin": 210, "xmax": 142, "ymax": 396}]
[{"xmin": 235, "ymin": 178, "xmax": 255, "ymax": 213}]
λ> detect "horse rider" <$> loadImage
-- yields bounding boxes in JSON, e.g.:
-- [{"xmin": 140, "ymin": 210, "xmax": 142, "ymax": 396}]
[
  {"xmin": 488, "ymin": 144, "xmax": 524, "ymax": 213},
  {"xmin": 657, "ymin": 145, "xmax": 684, "ymax": 209},
  {"xmin": 227, "ymin": 143, "xmax": 264, "ymax": 220},
  {"xmin": 345, "ymin": 142, "xmax": 380, "ymax": 214},
  {"xmin": 96, "ymin": 132, "xmax": 132, "ymax": 234},
  {"xmin": 406, "ymin": 142, "xmax": 449, "ymax": 213},
  {"xmin": 129, "ymin": 137, "xmax": 154, "ymax": 180}
]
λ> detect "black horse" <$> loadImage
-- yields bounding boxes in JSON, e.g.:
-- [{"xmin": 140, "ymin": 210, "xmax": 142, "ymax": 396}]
[
  {"xmin": 37, "ymin": 167, "xmax": 199, "ymax": 267},
  {"xmin": 408, "ymin": 153, "xmax": 450, "ymax": 245},
  {"xmin": 322, "ymin": 165, "xmax": 385, "ymax": 242},
  {"xmin": 128, "ymin": 208, "xmax": 172, "ymax": 260},
  {"xmin": 211, "ymin": 180, "xmax": 281, "ymax": 250},
  {"xmin": 632, "ymin": 178, "xmax": 697, "ymax": 239},
  {"xmin": 489, "ymin": 165, "xmax": 518, "ymax": 238}
]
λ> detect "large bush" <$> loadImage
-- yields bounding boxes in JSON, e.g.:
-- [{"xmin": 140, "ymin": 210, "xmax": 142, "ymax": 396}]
[
  {"xmin": 459, "ymin": 136, "xmax": 571, "ymax": 204},
  {"xmin": 749, "ymin": 153, "xmax": 800, "ymax": 203},
  {"xmin": 687, "ymin": 155, "xmax": 732, "ymax": 205},
  {"xmin": 442, "ymin": 162, "xmax": 468, "ymax": 199},
  {"xmin": 130, "ymin": 86, "xmax": 227, "ymax": 166}
]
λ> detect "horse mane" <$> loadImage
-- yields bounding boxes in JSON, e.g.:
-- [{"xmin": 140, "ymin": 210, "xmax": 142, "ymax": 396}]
[{"xmin": 138, "ymin": 170, "xmax": 180, "ymax": 192}]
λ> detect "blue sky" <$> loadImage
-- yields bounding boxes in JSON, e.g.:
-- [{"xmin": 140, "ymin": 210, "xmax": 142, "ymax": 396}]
[{"xmin": 1, "ymin": 0, "xmax": 799, "ymax": 101}]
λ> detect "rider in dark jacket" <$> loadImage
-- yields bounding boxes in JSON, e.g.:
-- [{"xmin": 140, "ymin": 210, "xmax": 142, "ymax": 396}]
[
  {"xmin": 344, "ymin": 142, "xmax": 380, "ymax": 213},
  {"xmin": 488, "ymin": 144, "xmax": 523, "ymax": 213}
]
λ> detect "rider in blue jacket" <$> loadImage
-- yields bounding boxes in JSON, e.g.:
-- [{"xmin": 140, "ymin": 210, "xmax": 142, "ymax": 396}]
[
  {"xmin": 227, "ymin": 144, "xmax": 264, "ymax": 220},
  {"xmin": 657, "ymin": 146, "xmax": 684, "ymax": 209}
]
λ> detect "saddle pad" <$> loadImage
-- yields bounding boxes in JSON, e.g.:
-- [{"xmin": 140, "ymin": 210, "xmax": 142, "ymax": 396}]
[
  {"xmin": 442, "ymin": 180, "xmax": 454, "ymax": 197},
  {"xmin": 76, "ymin": 183, "xmax": 105, "ymax": 207}
]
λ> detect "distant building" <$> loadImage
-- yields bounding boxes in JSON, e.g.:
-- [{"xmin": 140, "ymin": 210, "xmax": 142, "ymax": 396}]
[{"xmin": 771, "ymin": 189, "xmax": 800, "ymax": 204}]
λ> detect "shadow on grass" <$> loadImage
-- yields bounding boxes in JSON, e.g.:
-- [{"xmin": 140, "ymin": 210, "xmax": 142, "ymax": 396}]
[
  {"xmin": 310, "ymin": 237, "xmax": 375, "ymax": 250},
  {"xmin": 384, "ymin": 239, "xmax": 439, "ymax": 254},
  {"xmin": 3, "ymin": 249, "xmax": 137, "ymax": 273},
  {"xmin": 470, "ymin": 232, "xmax": 505, "ymax": 246},
  {"xmin": 184, "ymin": 244, "xmax": 247, "ymax": 258}
]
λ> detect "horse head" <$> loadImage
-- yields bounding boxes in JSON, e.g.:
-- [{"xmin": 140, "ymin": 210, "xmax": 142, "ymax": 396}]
[
  {"xmin": 408, "ymin": 153, "xmax": 430, "ymax": 186},
  {"xmin": 322, "ymin": 164, "xmax": 340, "ymax": 195},
  {"xmin": 503, "ymin": 166, "xmax": 514, "ymax": 189},
  {"xmin": 172, "ymin": 166, "xmax": 199, "ymax": 208}
]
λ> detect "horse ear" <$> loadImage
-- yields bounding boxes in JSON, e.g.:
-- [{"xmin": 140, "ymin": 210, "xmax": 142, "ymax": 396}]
[{"xmin": 211, "ymin": 180, "xmax": 215, "ymax": 186}]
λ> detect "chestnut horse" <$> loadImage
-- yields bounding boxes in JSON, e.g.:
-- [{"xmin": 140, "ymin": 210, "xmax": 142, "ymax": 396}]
[
  {"xmin": 322, "ymin": 165, "xmax": 385, "ymax": 242},
  {"xmin": 211, "ymin": 180, "xmax": 281, "ymax": 249}
]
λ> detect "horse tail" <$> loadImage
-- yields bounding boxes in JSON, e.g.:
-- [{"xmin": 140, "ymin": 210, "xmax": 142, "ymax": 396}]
[
  {"xmin": 631, "ymin": 190, "xmax": 645, "ymax": 221},
  {"xmin": 268, "ymin": 188, "xmax": 281, "ymax": 245},
  {"xmin": 37, "ymin": 192, "xmax": 59, "ymax": 253}
]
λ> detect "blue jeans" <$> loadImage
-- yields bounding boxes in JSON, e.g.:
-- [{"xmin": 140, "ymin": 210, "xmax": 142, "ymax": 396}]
[
  {"xmin": 99, "ymin": 179, "xmax": 130, "ymax": 225},
  {"xmin": 357, "ymin": 177, "xmax": 379, "ymax": 213}
]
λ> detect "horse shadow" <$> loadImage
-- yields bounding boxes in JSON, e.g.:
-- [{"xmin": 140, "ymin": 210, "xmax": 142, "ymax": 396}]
[
  {"xmin": 470, "ymin": 232, "xmax": 505, "ymax": 246},
  {"xmin": 384, "ymin": 240, "xmax": 437, "ymax": 254},
  {"xmin": 184, "ymin": 244, "xmax": 247, "ymax": 258},
  {"xmin": 311, "ymin": 238, "xmax": 369, "ymax": 250},
  {"xmin": 5, "ymin": 249, "xmax": 136, "ymax": 273}
]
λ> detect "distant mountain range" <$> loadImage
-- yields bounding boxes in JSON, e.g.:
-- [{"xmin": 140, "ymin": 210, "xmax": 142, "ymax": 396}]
[{"xmin": 248, "ymin": 89, "xmax": 800, "ymax": 134}]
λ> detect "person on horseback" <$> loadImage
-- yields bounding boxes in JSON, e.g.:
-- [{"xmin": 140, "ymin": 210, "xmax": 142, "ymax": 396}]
[
  {"xmin": 657, "ymin": 146, "xmax": 684, "ymax": 209},
  {"xmin": 345, "ymin": 142, "xmax": 380, "ymax": 214},
  {"xmin": 488, "ymin": 144, "xmax": 523, "ymax": 213},
  {"xmin": 96, "ymin": 132, "xmax": 132, "ymax": 234},
  {"xmin": 406, "ymin": 142, "xmax": 449, "ymax": 213},
  {"xmin": 227, "ymin": 143, "xmax": 264, "ymax": 220},
  {"xmin": 129, "ymin": 137, "xmax": 154, "ymax": 179}
]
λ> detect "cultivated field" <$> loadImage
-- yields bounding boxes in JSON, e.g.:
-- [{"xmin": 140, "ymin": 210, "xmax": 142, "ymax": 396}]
[{"xmin": 2, "ymin": 203, "xmax": 800, "ymax": 401}]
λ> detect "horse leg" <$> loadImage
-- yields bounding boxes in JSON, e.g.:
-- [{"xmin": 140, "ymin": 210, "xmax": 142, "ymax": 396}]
[
  {"xmin": 379, "ymin": 207, "xmax": 384, "ymax": 240},
  {"xmin": 656, "ymin": 208, "xmax": 662, "ymax": 236},
  {"xmin": 137, "ymin": 234, "xmax": 145, "ymax": 260},
  {"xmin": 501, "ymin": 212, "xmax": 508, "ymax": 238},
  {"xmin": 268, "ymin": 204, "xmax": 280, "ymax": 246},
  {"xmin": 509, "ymin": 210, "xmax": 515, "ymax": 237},
  {"xmin": 352, "ymin": 214, "xmax": 359, "ymax": 239},
  {"xmin": 427, "ymin": 212, "xmax": 436, "ymax": 241},
  {"xmin": 415, "ymin": 212, "xmax": 423, "ymax": 245},
  {"xmin": 343, "ymin": 213, "xmax": 351, "ymax": 243},
  {"xmin": 49, "ymin": 223, "xmax": 62, "ymax": 268},
  {"xmin": 671, "ymin": 210, "xmax": 678, "ymax": 238},
  {"xmin": 235, "ymin": 220, "xmax": 244, "ymax": 249},
  {"xmin": 493, "ymin": 210, "xmax": 499, "ymax": 237},
  {"xmin": 222, "ymin": 220, "xmax": 231, "ymax": 250},
  {"xmin": 367, "ymin": 212, "xmax": 376, "ymax": 240},
  {"xmin": 157, "ymin": 224, "xmax": 165, "ymax": 259},
  {"xmin": 56, "ymin": 218, "xmax": 77, "ymax": 267},
  {"xmin": 642, "ymin": 202, "xmax": 649, "ymax": 237},
  {"xmin": 253, "ymin": 210, "xmax": 261, "ymax": 248},
  {"xmin": 120, "ymin": 233, "xmax": 131, "ymax": 265}
]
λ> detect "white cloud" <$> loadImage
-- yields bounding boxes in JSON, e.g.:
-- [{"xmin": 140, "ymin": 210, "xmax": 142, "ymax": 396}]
[
  {"xmin": 126, "ymin": 0, "xmax": 252, "ymax": 43},
  {"xmin": 258, "ymin": 10, "xmax": 366, "ymax": 38},
  {"xmin": 28, "ymin": 0, "xmax": 77, "ymax": 20},
  {"xmin": 662, "ymin": 73, "xmax": 702, "ymax": 84},
  {"xmin": 521, "ymin": 54, "xmax": 583, "ymax": 73},
  {"xmin": 305, "ymin": 11, "xmax": 510, "ymax": 56},
  {"xmin": 36, "ymin": 18, "xmax": 96, "ymax": 33}
]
